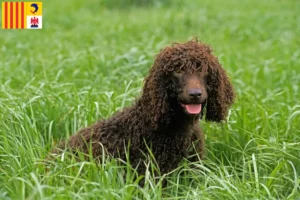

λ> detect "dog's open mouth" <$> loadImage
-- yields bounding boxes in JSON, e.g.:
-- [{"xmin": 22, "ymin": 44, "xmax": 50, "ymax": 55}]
[{"xmin": 181, "ymin": 104, "xmax": 202, "ymax": 114}]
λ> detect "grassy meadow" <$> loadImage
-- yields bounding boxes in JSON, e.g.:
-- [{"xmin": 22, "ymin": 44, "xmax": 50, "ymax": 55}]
[{"xmin": 0, "ymin": 0, "xmax": 300, "ymax": 199}]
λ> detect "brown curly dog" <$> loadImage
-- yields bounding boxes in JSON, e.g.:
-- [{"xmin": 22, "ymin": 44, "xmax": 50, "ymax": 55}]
[{"xmin": 52, "ymin": 39, "xmax": 235, "ymax": 176}]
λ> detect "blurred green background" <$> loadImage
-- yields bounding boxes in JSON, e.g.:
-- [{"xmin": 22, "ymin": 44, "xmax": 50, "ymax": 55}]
[{"xmin": 0, "ymin": 0, "xmax": 300, "ymax": 199}]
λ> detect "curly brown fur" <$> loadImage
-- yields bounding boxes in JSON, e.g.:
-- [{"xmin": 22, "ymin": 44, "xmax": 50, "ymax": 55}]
[{"xmin": 52, "ymin": 39, "xmax": 235, "ymax": 176}]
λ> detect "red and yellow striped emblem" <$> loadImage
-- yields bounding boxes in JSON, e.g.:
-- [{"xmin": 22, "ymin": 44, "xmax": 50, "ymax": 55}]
[{"xmin": 2, "ymin": 2, "xmax": 42, "ymax": 29}]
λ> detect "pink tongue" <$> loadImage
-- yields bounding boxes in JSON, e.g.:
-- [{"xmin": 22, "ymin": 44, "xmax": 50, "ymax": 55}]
[{"xmin": 185, "ymin": 104, "xmax": 202, "ymax": 114}]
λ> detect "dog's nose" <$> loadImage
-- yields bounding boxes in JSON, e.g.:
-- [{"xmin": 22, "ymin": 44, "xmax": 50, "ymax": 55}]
[{"xmin": 188, "ymin": 89, "xmax": 202, "ymax": 98}]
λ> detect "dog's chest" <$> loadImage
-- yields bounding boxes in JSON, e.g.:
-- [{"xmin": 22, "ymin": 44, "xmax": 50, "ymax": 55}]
[{"xmin": 149, "ymin": 131, "xmax": 192, "ymax": 157}]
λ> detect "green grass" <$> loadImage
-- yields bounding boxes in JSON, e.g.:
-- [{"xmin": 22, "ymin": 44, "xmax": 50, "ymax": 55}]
[{"xmin": 1, "ymin": 0, "xmax": 300, "ymax": 199}]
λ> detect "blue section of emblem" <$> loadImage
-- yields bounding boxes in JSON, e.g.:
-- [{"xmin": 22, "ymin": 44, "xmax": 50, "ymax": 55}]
[{"xmin": 30, "ymin": 3, "xmax": 39, "ymax": 14}]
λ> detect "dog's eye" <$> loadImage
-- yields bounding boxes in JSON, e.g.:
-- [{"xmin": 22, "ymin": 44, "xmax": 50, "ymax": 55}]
[{"xmin": 175, "ymin": 69, "xmax": 182, "ymax": 74}]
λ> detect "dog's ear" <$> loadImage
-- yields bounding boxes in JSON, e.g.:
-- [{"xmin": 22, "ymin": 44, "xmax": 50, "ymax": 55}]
[
  {"xmin": 142, "ymin": 67, "xmax": 172, "ymax": 130},
  {"xmin": 205, "ymin": 59, "xmax": 235, "ymax": 122}
]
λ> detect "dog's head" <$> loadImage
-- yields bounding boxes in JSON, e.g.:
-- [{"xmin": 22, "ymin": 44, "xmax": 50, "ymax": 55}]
[
  {"xmin": 142, "ymin": 39, "xmax": 235, "ymax": 127},
  {"xmin": 169, "ymin": 68, "xmax": 208, "ymax": 117}
]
